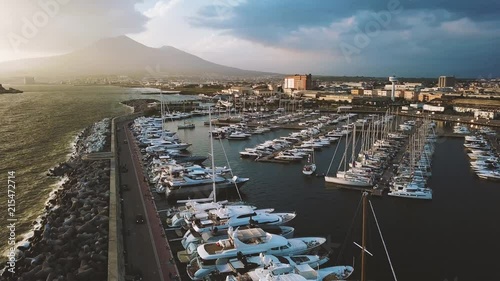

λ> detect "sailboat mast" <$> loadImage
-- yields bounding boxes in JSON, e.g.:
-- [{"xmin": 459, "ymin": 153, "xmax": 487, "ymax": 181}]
[
  {"xmin": 209, "ymin": 107, "xmax": 216, "ymax": 202},
  {"xmin": 160, "ymin": 89, "xmax": 164, "ymax": 139},
  {"xmin": 351, "ymin": 124, "xmax": 356, "ymax": 167},
  {"xmin": 343, "ymin": 116, "xmax": 350, "ymax": 173},
  {"xmin": 361, "ymin": 191, "xmax": 368, "ymax": 281}
]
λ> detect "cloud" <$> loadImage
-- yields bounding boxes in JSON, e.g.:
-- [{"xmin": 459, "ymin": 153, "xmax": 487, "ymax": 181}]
[
  {"xmin": 1, "ymin": 0, "xmax": 499, "ymax": 77},
  {"xmin": 0, "ymin": 0, "xmax": 149, "ymax": 57},
  {"xmin": 187, "ymin": 0, "xmax": 500, "ymax": 77},
  {"xmin": 144, "ymin": 0, "xmax": 182, "ymax": 18}
]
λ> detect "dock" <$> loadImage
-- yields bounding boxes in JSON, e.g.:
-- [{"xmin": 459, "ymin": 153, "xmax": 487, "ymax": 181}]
[{"xmin": 325, "ymin": 183, "xmax": 384, "ymax": 196}]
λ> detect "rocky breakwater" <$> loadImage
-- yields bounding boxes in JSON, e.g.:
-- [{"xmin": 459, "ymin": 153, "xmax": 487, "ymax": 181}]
[{"xmin": 2, "ymin": 119, "xmax": 111, "ymax": 281}]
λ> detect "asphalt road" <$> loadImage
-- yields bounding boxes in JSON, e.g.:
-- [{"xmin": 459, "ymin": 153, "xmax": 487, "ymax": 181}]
[{"xmin": 116, "ymin": 119, "xmax": 180, "ymax": 281}]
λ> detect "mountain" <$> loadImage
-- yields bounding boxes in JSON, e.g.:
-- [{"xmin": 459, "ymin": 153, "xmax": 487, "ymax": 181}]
[{"xmin": 0, "ymin": 36, "xmax": 273, "ymax": 78}]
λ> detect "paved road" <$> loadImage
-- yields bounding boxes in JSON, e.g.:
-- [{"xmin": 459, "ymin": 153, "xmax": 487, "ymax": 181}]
[{"xmin": 116, "ymin": 119, "xmax": 180, "ymax": 281}]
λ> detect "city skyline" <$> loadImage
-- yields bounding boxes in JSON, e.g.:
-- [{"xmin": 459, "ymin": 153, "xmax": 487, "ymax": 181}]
[{"xmin": 1, "ymin": 0, "xmax": 499, "ymax": 78}]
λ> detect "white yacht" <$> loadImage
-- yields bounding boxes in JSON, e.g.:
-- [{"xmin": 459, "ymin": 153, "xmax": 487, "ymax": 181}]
[
  {"xmin": 453, "ymin": 125, "xmax": 470, "ymax": 134},
  {"xmin": 180, "ymin": 225, "xmax": 295, "ymax": 257},
  {"xmin": 165, "ymin": 175, "xmax": 250, "ymax": 199},
  {"xmin": 224, "ymin": 262, "xmax": 354, "ymax": 281},
  {"xmin": 325, "ymin": 174, "xmax": 374, "ymax": 187},
  {"xmin": 190, "ymin": 206, "xmax": 296, "ymax": 234},
  {"xmin": 477, "ymin": 169, "xmax": 500, "ymax": 181},
  {"xmin": 167, "ymin": 202, "xmax": 257, "ymax": 228},
  {"xmin": 187, "ymin": 227, "xmax": 326, "ymax": 280},
  {"xmin": 228, "ymin": 132, "xmax": 250, "ymax": 140},
  {"xmin": 388, "ymin": 182, "xmax": 433, "ymax": 200},
  {"xmin": 215, "ymin": 253, "xmax": 332, "ymax": 280}
]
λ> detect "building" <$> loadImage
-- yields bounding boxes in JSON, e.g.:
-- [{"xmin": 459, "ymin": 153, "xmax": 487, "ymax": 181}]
[
  {"xmin": 24, "ymin": 76, "xmax": 35, "ymax": 84},
  {"xmin": 438, "ymin": 76, "xmax": 456, "ymax": 88},
  {"xmin": 221, "ymin": 86, "xmax": 253, "ymax": 96},
  {"xmin": 418, "ymin": 92, "xmax": 443, "ymax": 102},
  {"xmin": 474, "ymin": 110, "xmax": 498, "ymax": 119},
  {"xmin": 298, "ymin": 90, "xmax": 319, "ymax": 99},
  {"xmin": 423, "ymin": 104, "xmax": 445, "ymax": 112},
  {"xmin": 283, "ymin": 74, "xmax": 312, "ymax": 90},
  {"xmin": 253, "ymin": 89, "xmax": 275, "ymax": 97},
  {"xmin": 351, "ymin": 89, "xmax": 364, "ymax": 95},
  {"xmin": 319, "ymin": 95, "xmax": 353, "ymax": 103},
  {"xmin": 363, "ymin": 89, "xmax": 373, "ymax": 96},
  {"xmin": 378, "ymin": 90, "xmax": 389, "ymax": 97},
  {"xmin": 403, "ymin": 91, "xmax": 417, "ymax": 101}
]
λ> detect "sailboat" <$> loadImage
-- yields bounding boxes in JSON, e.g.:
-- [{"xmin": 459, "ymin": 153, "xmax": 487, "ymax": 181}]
[
  {"xmin": 325, "ymin": 122, "xmax": 374, "ymax": 187},
  {"xmin": 302, "ymin": 152, "xmax": 316, "ymax": 175},
  {"xmin": 178, "ymin": 101, "xmax": 195, "ymax": 129}
]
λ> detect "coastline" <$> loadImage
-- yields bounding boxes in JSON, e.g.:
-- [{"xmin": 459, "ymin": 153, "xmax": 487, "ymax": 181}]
[{"xmin": 2, "ymin": 119, "xmax": 112, "ymax": 280}]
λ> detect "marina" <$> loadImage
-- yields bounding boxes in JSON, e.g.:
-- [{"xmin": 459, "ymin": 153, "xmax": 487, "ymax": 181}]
[
  {"xmin": 1, "ymin": 85, "xmax": 499, "ymax": 281},
  {"xmin": 122, "ymin": 105, "xmax": 500, "ymax": 281},
  {"xmin": 1, "ymin": 2, "xmax": 499, "ymax": 279}
]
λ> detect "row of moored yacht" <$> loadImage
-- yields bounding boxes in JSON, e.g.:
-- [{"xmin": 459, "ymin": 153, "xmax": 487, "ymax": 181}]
[
  {"xmin": 165, "ymin": 199, "xmax": 354, "ymax": 280},
  {"xmin": 239, "ymin": 113, "xmax": 358, "ymax": 160},
  {"xmin": 465, "ymin": 134, "xmax": 500, "ymax": 181},
  {"xmin": 388, "ymin": 119, "xmax": 436, "ymax": 200},
  {"xmin": 131, "ymin": 116, "xmax": 250, "ymax": 199}
]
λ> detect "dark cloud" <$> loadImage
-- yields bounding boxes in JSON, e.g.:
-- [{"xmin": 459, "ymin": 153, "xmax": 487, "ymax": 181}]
[{"xmin": 190, "ymin": 0, "xmax": 500, "ymax": 76}]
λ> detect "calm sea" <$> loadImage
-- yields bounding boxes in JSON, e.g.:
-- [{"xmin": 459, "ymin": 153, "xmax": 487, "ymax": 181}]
[
  {"xmin": 1, "ymin": 85, "xmax": 499, "ymax": 281},
  {"xmin": 166, "ymin": 116, "xmax": 500, "ymax": 281}
]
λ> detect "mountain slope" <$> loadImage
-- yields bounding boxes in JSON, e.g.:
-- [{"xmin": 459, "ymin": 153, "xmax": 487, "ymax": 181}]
[{"xmin": 0, "ymin": 36, "xmax": 271, "ymax": 78}]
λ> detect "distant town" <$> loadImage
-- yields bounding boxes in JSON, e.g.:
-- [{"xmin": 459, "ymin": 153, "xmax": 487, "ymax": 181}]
[{"xmin": 17, "ymin": 73, "xmax": 500, "ymax": 120}]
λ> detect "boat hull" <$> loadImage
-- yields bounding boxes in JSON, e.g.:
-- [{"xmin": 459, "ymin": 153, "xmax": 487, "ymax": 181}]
[
  {"xmin": 325, "ymin": 176, "xmax": 373, "ymax": 187},
  {"xmin": 388, "ymin": 191, "xmax": 432, "ymax": 200},
  {"xmin": 166, "ymin": 179, "xmax": 249, "ymax": 199}
]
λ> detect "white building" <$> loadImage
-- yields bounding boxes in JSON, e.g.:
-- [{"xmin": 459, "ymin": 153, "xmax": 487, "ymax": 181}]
[
  {"xmin": 384, "ymin": 83, "xmax": 422, "ymax": 91},
  {"xmin": 423, "ymin": 104, "xmax": 445, "ymax": 112},
  {"xmin": 378, "ymin": 90, "xmax": 389, "ymax": 97},
  {"xmin": 363, "ymin": 89, "xmax": 378, "ymax": 96},
  {"xmin": 284, "ymin": 78, "xmax": 295, "ymax": 89}
]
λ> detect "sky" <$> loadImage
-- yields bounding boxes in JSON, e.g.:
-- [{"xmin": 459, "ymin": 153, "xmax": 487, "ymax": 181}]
[{"xmin": 0, "ymin": 0, "xmax": 499, "ymax": 78}]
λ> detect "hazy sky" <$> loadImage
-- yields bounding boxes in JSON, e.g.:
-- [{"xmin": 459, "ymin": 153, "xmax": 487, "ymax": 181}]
[{"xmin": 1, "ymin": 0, "xmax": 499, "ymax": 77}]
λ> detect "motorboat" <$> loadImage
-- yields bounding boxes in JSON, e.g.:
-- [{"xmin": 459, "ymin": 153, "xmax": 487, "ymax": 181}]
[
  {"xmin": 302, "ymin": 153, "xmax": 316, "ymax": 176},
  {"xmin": 190, "ymin": 206, "xmax": 296, "ymax": 234},
  {"xmin": 215, "ymin": 253, "xmax": 331, "ymax": 280},
  {"xmin": 223, "ymin": 261, "xmax": 354, "ymax": 281},
  {"xmin": 187, "ymin": 227, "xmax": 326, "ymax": 280},
  {"xmin": 388, "ymin": 182, "xmax": 432, "ymax": 200},
  {"xmin": 167, "ymin": 202, "xmax": 256, "ymax": 228},
  {"xmin": 180, "ymin": 225, "xmax": 295, "ymax": 258}
]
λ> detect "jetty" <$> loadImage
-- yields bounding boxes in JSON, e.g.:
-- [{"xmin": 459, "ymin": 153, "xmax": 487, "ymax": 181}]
[{"xmin": 114, "ymin": 115, "xmax": 180, "ymax": 281}]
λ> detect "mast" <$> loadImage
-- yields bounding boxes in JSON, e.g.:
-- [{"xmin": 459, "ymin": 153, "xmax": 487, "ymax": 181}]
[
  {"xmin": 209, "ymin": 107, "xmax": 216, "ymax": 202},
  {"xmin": 160, "ymin": 88, "xmax": 164, "ymax": 139},
  {"xmin": 351, "ymin": 124, "xmax": 356, "ymax": 168},
  {"xmin": 361, "ymin": 191, "xmax": 368, "ymax": 281},
  {"xmin": 343, "ymin": 115, "xmax": 350, "ymax": 173}
]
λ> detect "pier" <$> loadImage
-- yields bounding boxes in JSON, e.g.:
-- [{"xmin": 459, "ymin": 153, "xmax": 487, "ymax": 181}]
[
  {"xmin": 114, "ymin": 114, "xmax": 180, "ymax": 281},
  {"xmin": 395, "ymin": 112, "xmax": 500, "ymax": 128}
]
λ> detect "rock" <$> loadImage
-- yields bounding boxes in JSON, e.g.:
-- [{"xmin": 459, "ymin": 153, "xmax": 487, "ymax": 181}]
[{"xmin": 75, "ymin": 267, "xmax": 95, "ymax": 281}]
